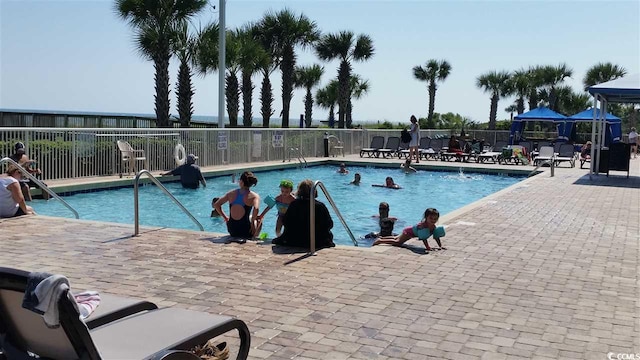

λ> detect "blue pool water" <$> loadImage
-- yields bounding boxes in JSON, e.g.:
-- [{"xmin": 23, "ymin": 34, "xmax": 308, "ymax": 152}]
[{"xmin": 31, "ymin": 165, "xmax": 524, "ymax": 246}]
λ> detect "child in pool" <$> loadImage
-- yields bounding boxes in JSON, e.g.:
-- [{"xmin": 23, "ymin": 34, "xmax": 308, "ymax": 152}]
[
  {"xmin": 364, "ymin": 202, "xmax": 398, "ymax": 239},
  {"xmin": 401, "ymin": 159, "xmax": 417, "ymax": 173},
  {"xmin": 256, "ymin": 179, "xmax": 296, "ymax": 236},
  {"xmin": 373, "ymin": 207, "xmax": 445, "ymax": 251},
  {"xmin": 210, "ymin": 197, "xmax": 221, "ymax": 217},
  {"xmin": 337, "ymin": 163, "xmax": 349, "ymax": 174}
]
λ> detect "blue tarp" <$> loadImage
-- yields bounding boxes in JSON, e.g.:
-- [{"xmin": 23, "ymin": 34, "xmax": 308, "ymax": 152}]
[
  {"xmin": 510, "ymin": 107, "xmax": 567, "ymax": 144},
  {"xmin": 557, "ymin": 108, "xmax": 622, "ymax": 145}
]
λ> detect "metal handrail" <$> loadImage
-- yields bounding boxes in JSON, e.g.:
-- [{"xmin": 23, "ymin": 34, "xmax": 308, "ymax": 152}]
[
  {"xmin": 528, "ymin": 158, "xmax": 555, "ymax": 178},
  {"xmin": 0, "ymin": 157, "xmax": 79, "ymax": 219},
  {"xmin": 133, "ymin": 169, "xmax": 204, "ymax": 236},
  {"xmin": 287, "ymin": 147, "xmax": 307, "ymax": 167},
  {"xmin": 309, "ymin": 180, "xmax": 358, "ymax": 254}
]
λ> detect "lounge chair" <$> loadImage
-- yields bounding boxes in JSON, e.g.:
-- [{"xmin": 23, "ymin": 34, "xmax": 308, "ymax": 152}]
[
  {"xmin": 477, "ymin": 140, "xmax": 507, "ymax": 164},
  {"xmin": 359, "ymin": 136, "xmax": 385, "ymax": 158},
  {"xmin": 533, "ymin": 146, "xmax": 555, "ymax": 166},
  {"xmin": 424, "ymin": 138, "xmax": 443, "ymax": 161},
  {"xmin": 0, "ymin": 267, "xmax": 251, "ymax": 360},
  {"xmin": 417, "ymin": 137, "xmax": 434, "ymax": 160},
  {"xmin": 117, "ymin": 140, "xmax": 148, "ymax": 177},
  {"xmin": 554, "ymin": 143, "xmax": 576, "ymax": 168},
  {"xmin": 376, "ymin": 137, "xmax": 401, "ymax": 158}
]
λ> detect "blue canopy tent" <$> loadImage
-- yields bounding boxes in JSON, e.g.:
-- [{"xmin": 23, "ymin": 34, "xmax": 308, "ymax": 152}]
[
  {"xmin": 511, "ymin": 106, "xmax": 567, "ymax": 144},
  {"xmin": 588, "ymin": 73, "xmax": 640, "ymax": 176},
  {"xmin": 557, "ymin": 108, "xmax": 621, "ymax": 145}
]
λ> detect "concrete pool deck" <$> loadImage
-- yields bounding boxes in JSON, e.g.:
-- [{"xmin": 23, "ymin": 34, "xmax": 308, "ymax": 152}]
[{"xmin": 1, "ymin": 155, "xmax": 639, "ymax": 359}]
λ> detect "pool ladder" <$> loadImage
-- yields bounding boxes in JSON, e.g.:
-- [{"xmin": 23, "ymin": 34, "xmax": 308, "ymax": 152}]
[
  {"xmin": 309, "ymin": 180, "xmax": 358, "ymax": 254},
  {"xmin": 133, "ymin": 170, "xmax": 204, "ymax": 236},
  {"xmin": 0, "ymin": 157, "xmax": 79, "ymax": 219},
  {"xmin": 287, "ymin": 147, "xmax": 307, "ymax": 167}
]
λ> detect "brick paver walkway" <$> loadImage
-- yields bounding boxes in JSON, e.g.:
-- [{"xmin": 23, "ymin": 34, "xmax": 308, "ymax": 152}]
[{"xmin": 1, "ymin": 157, "xmax": 638, "ymax": 359}]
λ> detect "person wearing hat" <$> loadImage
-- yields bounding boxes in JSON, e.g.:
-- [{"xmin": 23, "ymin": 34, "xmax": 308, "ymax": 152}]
[
  {"xmin": 9, "ymin": 142, "xmax": 48, "ymax": 201},
  {"xmin": 0, "ymin": 164, "xmax": 35, "ymax": 218},
  {"xmin": 162, "ymin": 154, "xmax": 206, "ymax": 189}
]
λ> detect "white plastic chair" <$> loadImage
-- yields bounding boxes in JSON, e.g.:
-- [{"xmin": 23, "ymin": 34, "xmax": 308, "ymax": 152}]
[{"xmin": 117, "ymin": 140, "xmax": 148, "ymax": 176}]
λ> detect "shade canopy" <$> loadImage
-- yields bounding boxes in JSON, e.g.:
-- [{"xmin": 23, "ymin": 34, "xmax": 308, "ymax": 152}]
[
  {"xmin": 510, "ymin": 106, "xmax": 567, "ymax": 144},
  {"xmin": 557, "ymin": 108, "xmax": 622, "ymax": 144},
  {"xmin": 568, "ymin": 108, "xmax": 621, "ymax": 122},
  {"xmin": 588, "ymin": 73, "xmax": 640, "ymax": 104},
  {"xmin": 513, "ymin": 106, "xmax": 567, "ymax": 121}
]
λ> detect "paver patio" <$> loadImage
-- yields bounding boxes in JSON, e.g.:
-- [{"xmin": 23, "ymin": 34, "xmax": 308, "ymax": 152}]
[{"xmin": 1, "ymin": 156, "xmax": 638, "ymax": 359}]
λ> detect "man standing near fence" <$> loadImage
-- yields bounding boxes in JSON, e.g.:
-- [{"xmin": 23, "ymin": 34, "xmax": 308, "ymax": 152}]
[{"xmin": 161, "ymin": 154, "xmax": 206, "ymax": 189}]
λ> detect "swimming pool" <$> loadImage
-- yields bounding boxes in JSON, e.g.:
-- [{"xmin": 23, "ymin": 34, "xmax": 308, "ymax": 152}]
[{"xmin": 32, "ymin": 165, "xmax": 524, "ymax": 246}]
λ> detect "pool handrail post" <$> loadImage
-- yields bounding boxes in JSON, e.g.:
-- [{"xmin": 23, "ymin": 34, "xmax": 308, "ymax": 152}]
[
  {"xmin": 133, "ymin": 169, "xmax": 204, "ymax": 236},
  {"xmin": 0, "ymin": 157, "xmax": 79, "ymax": 219},
  {"xmin": 310, "ymin": 180, "xmax": 358, "ymax": 255}
]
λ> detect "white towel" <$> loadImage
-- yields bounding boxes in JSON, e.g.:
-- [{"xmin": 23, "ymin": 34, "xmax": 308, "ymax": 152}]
[{"xmin": 33, "ymin": 275, "xmax": 73, "ymax": 327}]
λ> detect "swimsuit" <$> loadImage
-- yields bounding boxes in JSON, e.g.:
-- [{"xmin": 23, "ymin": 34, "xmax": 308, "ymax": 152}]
[
  {"xmin": 227, "ymin": 189, "xmax": 253, "ymax": 238},
  {"xmin": 401, "ymin": 223, "xmax": 445, "ymax": 240},
  {"xmin": 275, "ymin": 200, "xmax": 289, "ymax": 219}
]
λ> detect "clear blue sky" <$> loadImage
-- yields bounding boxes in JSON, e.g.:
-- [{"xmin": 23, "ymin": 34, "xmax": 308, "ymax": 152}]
[{"xmin": 1, "ymin": 0, "xmax": 639, "ymax": 125}]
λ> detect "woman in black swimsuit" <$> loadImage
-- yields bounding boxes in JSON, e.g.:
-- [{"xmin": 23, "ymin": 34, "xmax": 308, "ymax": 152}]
[{"xmin": 213, "ymin": 172, "xmax": 261, "ymax": 239}]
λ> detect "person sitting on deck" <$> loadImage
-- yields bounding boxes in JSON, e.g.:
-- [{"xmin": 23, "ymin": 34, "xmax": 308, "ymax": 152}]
[{"xmin": 272, "ymin": 179, "xmax": 335, "ymax": 249}]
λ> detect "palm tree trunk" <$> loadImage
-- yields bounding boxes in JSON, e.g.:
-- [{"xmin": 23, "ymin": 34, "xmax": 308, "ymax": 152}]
[
  {"xmin": 242, "ymin": 71, "xmax": 253, "ymax": 127},
  {"xmin": 428, "ymin": 82, "xmax": 436, "ymax": 123},
  {"xmin": 346, "ymin": 99, "xmax": 353, "ymax": 128},
  {"xmin": 304, "ymin": 88, "xmax": 313, "ymax": 127},
  {"xmin": 280, "ymin": 45, "xmax": 295, "ymax": 128},
  {"xmin": 549, "ymin": 87, "xmax": 558, "ymax": 111},
  {"xmin": 328, "ymin": 104, "xmax": 335, "ymax": 126},
  {"xmin": 226, "ymin": 72, "xmax": 239, "ymax": 127},
  {"xmin": 488, "ymin": 93, "xmax": 499, "ymax": 130},
  {"xmin": 176, "ymin": 59, "xmax": 193, "ymax": 128},
  {"xmin": 528, "ymin": 89, "xmax": 538, "ymax": 111},
  {"xmin": 516, "ymin": 97, "xmax": 525, "ymax": 115},
  {"xmin": 337, "ymin": 61, "xmax": 351, "ymax": 129},
  {"xmin": 154, "ymin": 51, "xmax": 171, "ymax": 128},
  {"xmin": 260, "ymin": 71, "xmax": 274, "ymax": 128}
]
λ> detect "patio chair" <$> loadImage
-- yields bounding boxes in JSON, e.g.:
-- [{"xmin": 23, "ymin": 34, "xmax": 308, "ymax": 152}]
[
  {"xmin": 376, "ymin": 137, "xmax": 401, "ymax": 158},
  {"xmin": 0, "ymin": 267, "xmax": 251, "ymax": 360},
  {"xmin": 117, "ymin": 140, "xmax": 148, "ymax": 177},
  {"xmin": 477, "ymin": 140, "xmax": 507, "ymax": 164},
  {"xmin": 425, "ymin": 138, "xmax": 444, "ymax": 160},
  {"xmin": 359, "ymin": 136, "xmax": 384, "ymax": 158},
  {"xmin": 328, "ymin": 136, "xmax": 344, "ymax": 157},
  {"xmin": 533, "ymin": 146, "xmax": 555, "ymax": 166},
  {"xmin": 554, "ymin": 143, "xmax": 576, "ymax": 168},
  {"xmin": 417, "ymin": 137, "xmax": 434, "ymax": 160}
]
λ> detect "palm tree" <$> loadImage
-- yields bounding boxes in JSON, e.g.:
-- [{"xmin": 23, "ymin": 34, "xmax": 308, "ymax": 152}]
[
  {"xmin": 171, "ymin": 21, "xmax": 196, "ymax": 127},
  {"xmin": 224, "ymin": 31, "xmax": 241, "ymax": 127},
  {"xmin": 583, "ymin": 62, "xmax": 627, "ymax": 90},
  {"xmin": 506, "ymin": 69, "xmax": 530, "ymax": 115},
  {"xmin": 346, "ymin": 75, "xmax": 370, "ymax": 128},
  {"xmin": 236, "ymin": 27, "xmax": 266, "ymax": 127},
  {"xmin": 115, "ymin": 0, "xmax": 207, "ymax": 128},
  {"xmin": 555, "ymin": 85, "xmax": 591, "ymax": 116},
  {"xmin": 294, "ymin": 64, "xmax": 324, "ymax": 127},
  {"xmin": 526, "ymin": 66, "xmax": 545, "ymax": 111},
  {"xmin": 316, "ymin": 81, "xmax": 339, "ymax": 127},
  {"xmin": 412, "ymin": 59, "xmax": 452, "ymax": 123},
  {"xmin": 476, "ymin": 70, "xmax": 511, "ymax": 130},
  {"xmin": 257, "ymin": 9, "xmax": 319, "ymax": 127},
  {"xmin": 250, "ymin": 23, "xmax": 279, "ymax": 127},
  {"xmin": 504, "ymin": 104, "xmax": 518, "ymax": 121},
  {"xmin": 537, "ymin": 63, "xmax": 573, "ymax": 111},
  {"xmin": 316, "ymin": 31, "xmax": 374, "ymax": 128}
]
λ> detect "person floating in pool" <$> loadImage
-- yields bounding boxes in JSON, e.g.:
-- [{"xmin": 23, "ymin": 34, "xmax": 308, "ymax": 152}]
[
  {"xmin": 372, "ymin": 176, "xmax": 401, "ymax": 189},
  {"xmin": 256, "ymin": 179, "xmax": 296, "ymax": 237},
  {"xmin": 373, "ymin": 207, "xmax": 446, "ymax": 252},
  {"xmin": 350, "ymin": 173, "xmax": 361, "ymax": 185},
  {"xmin": 161, "ymin": 154, "xmax": 206, "ymax": 189},
  {"xmin": 213, "ymin": 171, "xmax": 261, "ymax": 240},
  {"xmin": 401, "ymin": 159, "xmax": 417, "ymax": 173},
  {"xmin": 337, "ymin": 163, "xmax": 349, "ymax": 174},
  {"xmin": 364, "ymin": 202, "xmax": 397, "ymax": 239},
  {"xmin": 272, "ymin": 179, "xmax": 335, "ymax": 249}
]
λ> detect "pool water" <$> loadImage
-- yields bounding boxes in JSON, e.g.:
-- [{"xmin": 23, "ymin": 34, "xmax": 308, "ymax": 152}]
[{"xmin": 32, "ymin": 165, "xmax": 524, "ymax": 246}]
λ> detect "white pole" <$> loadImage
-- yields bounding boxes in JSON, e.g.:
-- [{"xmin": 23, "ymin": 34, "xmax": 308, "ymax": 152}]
[
  {"xmin": 217, "ymin": 0, "xmax": 226, "ymax": 129},
  {"xmin": 590, "ymin": 96, "xmax": 597, "ymax": 176}
]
